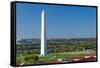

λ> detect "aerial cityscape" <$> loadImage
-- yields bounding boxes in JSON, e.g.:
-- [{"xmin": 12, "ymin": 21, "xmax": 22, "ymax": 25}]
[{"xmin": 16, "ymin": 3, "xmax": 97, "ymax": 66}]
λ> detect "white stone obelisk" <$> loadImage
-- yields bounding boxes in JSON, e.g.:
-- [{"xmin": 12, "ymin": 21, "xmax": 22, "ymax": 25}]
[{"xmin": 41, "ymin": 10, "xmax": 47, "ymax": 56}]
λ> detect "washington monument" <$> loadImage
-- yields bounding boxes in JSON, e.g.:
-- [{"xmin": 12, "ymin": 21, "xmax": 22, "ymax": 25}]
[{"xmin": 41, "ymin": 10, "xmax": 47, "ymax": 56}]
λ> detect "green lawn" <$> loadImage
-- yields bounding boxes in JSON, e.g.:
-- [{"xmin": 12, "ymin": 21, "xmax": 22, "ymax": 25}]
[
  {"xmin": 16, "ymin": 50, "xmax": 95, "ymax": 63},
  {"xmin": 39, "ymin": 51, "xmax": 93, "ymax": 61}
]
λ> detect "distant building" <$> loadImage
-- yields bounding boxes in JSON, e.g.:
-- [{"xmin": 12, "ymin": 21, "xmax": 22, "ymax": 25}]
[{"xmin": 16, "ymin": 39, "xmax": 40, "ymax": 45}]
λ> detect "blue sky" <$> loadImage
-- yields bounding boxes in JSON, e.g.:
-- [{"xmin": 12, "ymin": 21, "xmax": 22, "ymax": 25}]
[{"xmin": 16, "ymin": 3, "xmax": 96, "ymax": 40}]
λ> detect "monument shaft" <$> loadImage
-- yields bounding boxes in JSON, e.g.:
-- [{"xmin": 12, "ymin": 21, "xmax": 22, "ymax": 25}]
[{"xmin": 41, "ymin": 10, "xmax": 47, "ymax": 56}]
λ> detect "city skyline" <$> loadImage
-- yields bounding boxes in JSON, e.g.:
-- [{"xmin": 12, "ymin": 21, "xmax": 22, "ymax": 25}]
[{"xmin": 16, "ymin": 3, "xmax": 96, "ymax": 40}]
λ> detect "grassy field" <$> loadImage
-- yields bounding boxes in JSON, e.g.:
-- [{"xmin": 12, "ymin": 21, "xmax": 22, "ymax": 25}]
[
  {"xmin": 39, "ymin": 51, "xmax": 95, "ymax": 61},
  {"xmin": 16, "ymin": 50, "xmax": 95, "ymax": 64}
]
